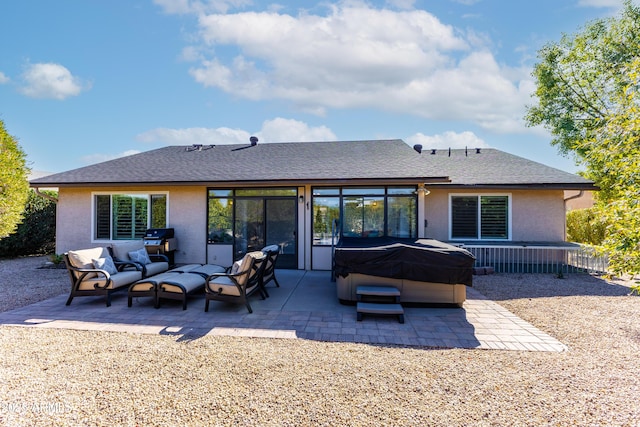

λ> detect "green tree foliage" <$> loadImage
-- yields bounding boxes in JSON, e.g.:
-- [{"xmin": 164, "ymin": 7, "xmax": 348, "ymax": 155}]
[
  {"xmin": 582, "ymin": 57, "xmax": 640, "ymax": 276},
  {"xmin": 526, "ymin": 1, "xmax": 640, "ymax": 160},
  {"xmin": 0, "ymin": 189, "xmax": 56, "ymax": 257},
  {"xmin": 566, "ymin": 207, "xmax": 606, "ymax": 245},
  {"xmin": 0, "ymin": 119, "xmax": 30, "ymax": 237},
  {"xmin": 526, "ymin": 2, "xmax": 640, "ymax": 276}
]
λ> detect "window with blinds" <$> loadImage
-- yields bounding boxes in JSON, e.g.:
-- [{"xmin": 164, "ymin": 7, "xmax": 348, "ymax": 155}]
[
  {"xmin": 93, "ymin": 193, "xmax": 167, "ymax": 240},
  {"xmin": 451, "ymin": 195, "xmax": 509, "ymax": 240}
]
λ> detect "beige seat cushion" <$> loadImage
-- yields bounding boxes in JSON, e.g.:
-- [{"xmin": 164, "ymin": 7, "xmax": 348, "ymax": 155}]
[
  {"xmin": 110, "ymin": 241, "xmax": 144, "ymax": 261},
  {"xmin": 144, "ymin": 261, "xmax": 170, "ymax": 276},
  {"xmin": 68, "ymin": 247, "xmax": 110, "ymax": 269},
  {"xmin": 169, "ymin": 264, "xmax": 204, "ymax": 273},
  {"xmin": 234, "ymin": 252, "xmax": 261, "ymax": 284},
  {"xmin": 190, "ymin": 264, "xmax": 226, "ymax": 276},
  {"xmin": 68, "ymin": 247, "xmax": 110, "ymax": 279},
  {"xmin": 77, "ymin": 270, "xmax": 142, "ymax": 290},
  {"xmin": 132, "ymin": 271, "xmax": 182, "ymax": 288},
  {"xmin": 159, "ymin": 274, "xmax": 205, "ymax": 294},
  {"xmin": 207, "ymin": 276, "xmax": 242, "ymax": 296}
]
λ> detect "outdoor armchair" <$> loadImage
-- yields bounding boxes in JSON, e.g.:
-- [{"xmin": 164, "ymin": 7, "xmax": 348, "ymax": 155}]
[
  {"xmin": 259, "ymin": 244, "xmax": 281, "ymax": 297},
  {"xmin": 204, "ymin": 251, "xmax": 267, "ymax": 313}
]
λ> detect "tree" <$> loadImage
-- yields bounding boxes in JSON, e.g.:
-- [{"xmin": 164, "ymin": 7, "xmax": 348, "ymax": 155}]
[
  {"xmin": 0, "ymin": 119, "xmax": 30, "ymax": 238},
  {"xmin": 526, "ymin": 1, "xmax": 640, "ymax": 161},
  {"xmin": 580, "ymin": 58, "xmax": 640, "ymax": 277},
  {"xmin": 525, "ymin": 1, "xmax": 640, "ymax": 277},
  {"xmin": 0, "ymin": 189, "xmax": 56, "ymax": 257}
]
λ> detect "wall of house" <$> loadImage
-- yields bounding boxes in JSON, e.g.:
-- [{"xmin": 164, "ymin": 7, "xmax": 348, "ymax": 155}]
[
  {"xmin": 169, "ymin": 186, "xmax": 208, "ymax": 264},
  {"xmin": 423, "ymin": 189, "xmax": 566, "ymax": 242},
  {"xmin": 564, "ymin": 190, "xmax": 594, "ymax": 211},
  {"xmin": 56, "ymin": 188, "xmax": 94, "ymax": 253},
  {"xmin": 55, "ymin": 185, "xmax": 569, "ymax": 270},
  {"xmin": 511, "ymin": 190, "xmax": 565, "ymax": 241},
  {"xmin": 55, "ymin": 186, "xmax": 208, "ymax": 264}
]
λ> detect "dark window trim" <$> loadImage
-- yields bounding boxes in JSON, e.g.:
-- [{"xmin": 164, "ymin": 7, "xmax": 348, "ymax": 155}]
[
  {"xmin": 311, "ymin": 185, "xmax": 418, "ymax": 245},
  {"xmin": 449, "ymin": 193, "xmax": 511, "ymax": 241}
]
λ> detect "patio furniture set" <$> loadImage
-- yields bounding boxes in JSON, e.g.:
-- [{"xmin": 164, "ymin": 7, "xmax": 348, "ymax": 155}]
[{"xmin": 63, "ymin": 241, "xmax": 280, "ymax": 312}]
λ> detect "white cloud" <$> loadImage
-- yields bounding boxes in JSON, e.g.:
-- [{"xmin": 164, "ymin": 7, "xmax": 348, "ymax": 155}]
[
  {"xmin": 0, "ymin": 72, "xmax": 9, "ymax": 84},
  {"xmin": 257, "ymin": 118, "xmax": 336, "ymax": 142},
  {"xmin": 19, "ymin": 63, "xmax": 87, "ymax": 100},
  {"xmin": 136, "ymin": 126, "xmax": 251, "ymax": 145},
  {"xmin": 81, "ymin": 150, "xmax": 141, "ymax": 165},
  {"xmin": 136, "ymin": 118, "xmax": 337, "ymax": 146},
  {"xmin": 171, "ymin": 3, "xmax": 538, "ymax": 133},
  {"xmin": 405, "ymin": 131, "xmax": 490, "ymax": 150}
]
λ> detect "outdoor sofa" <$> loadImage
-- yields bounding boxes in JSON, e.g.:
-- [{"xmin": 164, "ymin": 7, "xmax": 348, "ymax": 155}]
[
  {"xmin": 109, "ymin": 241, "xmax": 170, "ymax": 278},
  {"xmin": 64, "ymin": 247, "xmax": 142, "ymax": 307}
]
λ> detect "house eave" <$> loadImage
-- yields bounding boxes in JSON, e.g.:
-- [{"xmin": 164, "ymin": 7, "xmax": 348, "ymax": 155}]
[
  {"xmin": 31, "ymin": 176, "xmax": 452, "ymax": 189},
  {"xmin": 425, "ymin": 183, "xmax": 598, "ymax": 191}
]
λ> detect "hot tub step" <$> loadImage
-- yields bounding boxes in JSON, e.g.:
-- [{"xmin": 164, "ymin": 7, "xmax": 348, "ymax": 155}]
[
  {"xmin": 356, "ymin": 285, "xmax": 400, "ymax": 298},
  {"xmin": 356, "ymin": 302, "xmax": 404, "ymax": 323}
]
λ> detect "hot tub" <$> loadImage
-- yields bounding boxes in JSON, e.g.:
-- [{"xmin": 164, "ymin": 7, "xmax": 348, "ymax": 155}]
[{"xmin": 334, "ymin": 237, "xmax": 475, "ymax": 307}]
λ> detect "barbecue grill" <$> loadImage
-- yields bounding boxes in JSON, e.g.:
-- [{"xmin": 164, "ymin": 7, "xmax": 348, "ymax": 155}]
[{"xmin": 143, "ymin": 228, "xmax": 177, "ymax": 265}]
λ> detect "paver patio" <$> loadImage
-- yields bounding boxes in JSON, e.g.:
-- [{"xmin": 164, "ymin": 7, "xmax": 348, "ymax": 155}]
[{"xmin": 0, "ymin": 270, "xmax": 567, "ymax": 352}]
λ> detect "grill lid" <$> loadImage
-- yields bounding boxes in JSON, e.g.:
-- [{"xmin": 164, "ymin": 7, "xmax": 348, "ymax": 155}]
[{"xmin": 144, "ymin": 228, "xmax": 174, "ymax": 239}]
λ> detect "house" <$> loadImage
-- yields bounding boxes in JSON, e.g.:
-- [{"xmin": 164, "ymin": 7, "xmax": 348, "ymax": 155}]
[{"xmin": 29, "ymin": 139, "xmax": 597, "ymax": 271}]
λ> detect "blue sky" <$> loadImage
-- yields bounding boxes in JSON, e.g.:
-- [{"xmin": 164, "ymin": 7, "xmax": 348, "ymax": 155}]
[{"xmin": 0, "ymin": 0, "xmax": 627, "ymax": 176}]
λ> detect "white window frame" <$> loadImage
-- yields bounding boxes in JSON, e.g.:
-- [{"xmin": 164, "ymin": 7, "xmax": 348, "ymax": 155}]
[
  {"xmin": 91, "ymin": 191, "xmax": 170, "ymax": 243},
  {"xmin": 448, "ymin": 193, "xmax": 512, "ymax": 241}
]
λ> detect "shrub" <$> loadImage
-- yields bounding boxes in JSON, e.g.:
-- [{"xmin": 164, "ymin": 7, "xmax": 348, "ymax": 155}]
[
  {"xmin": 566, "ymin": 207, "xmax": 606, "ymax": 245},
  {"xmin": 0, "ymin": 190, "xmax": 56, "ymax": 257}
]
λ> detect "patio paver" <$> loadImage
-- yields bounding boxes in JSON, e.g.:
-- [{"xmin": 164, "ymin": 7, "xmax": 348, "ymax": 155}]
[{"xmin": 0, "ymin": 270, "xmax": 568, "ymax": 352}]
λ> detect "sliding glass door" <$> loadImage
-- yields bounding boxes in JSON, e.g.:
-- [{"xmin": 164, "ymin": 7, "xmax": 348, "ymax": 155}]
[{"xmin": 233, "ymin": 196, "xmax": 297, "ymax": 268}]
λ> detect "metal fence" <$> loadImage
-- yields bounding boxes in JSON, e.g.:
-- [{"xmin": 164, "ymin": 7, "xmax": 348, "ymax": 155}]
[{"xmin": 464, "ymin": 244, "xmax": 609, "ymax": 274}]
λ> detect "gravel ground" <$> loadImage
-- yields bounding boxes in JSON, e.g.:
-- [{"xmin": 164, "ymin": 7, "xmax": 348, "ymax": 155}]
[{"xmin": 0, "ymin": 257, "xmax": 639, "ymax": 426}]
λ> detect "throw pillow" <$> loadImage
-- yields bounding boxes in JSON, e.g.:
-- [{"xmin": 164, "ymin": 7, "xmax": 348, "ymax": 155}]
[
  {"xmin": 92, "ymin": 256, "xmax": 118, "ymax": 275},
  {"xmin": 128, "ymin": 248, "xmax": 152, "ymax": 265}
]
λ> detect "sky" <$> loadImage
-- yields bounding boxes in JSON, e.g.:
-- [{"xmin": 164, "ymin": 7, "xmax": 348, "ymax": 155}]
[{"xmin": 0, "ymin": 0, "xmax": 628, "ymax": 176}]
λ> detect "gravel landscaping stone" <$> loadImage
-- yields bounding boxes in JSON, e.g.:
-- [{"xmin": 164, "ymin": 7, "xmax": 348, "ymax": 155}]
[{"xmin": 0, "ymin": 256, "xmax": 638, "ymax": 426}]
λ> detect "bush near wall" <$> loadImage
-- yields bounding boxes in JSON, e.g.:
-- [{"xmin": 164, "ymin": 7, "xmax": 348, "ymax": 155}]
[
  {"xmin": 0, "ymin": 190, "xmax": 56, "ymax": 257},
  {"xmin": 566, "ymin": 207, "xmax": 606, "ymax": 245}
]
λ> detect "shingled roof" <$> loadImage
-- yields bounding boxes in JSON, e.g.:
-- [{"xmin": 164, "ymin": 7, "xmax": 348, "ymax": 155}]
[
  {"xmin": 29, "ymin": 139, "xmax": 596, "ymax": 190},
  {"xmin": 29, "ymin": 140, "xmax": 439, "ymax": 186},
  {"xmin": 417, "ymin": 148, "xmax": 596, "ymax": 189}
]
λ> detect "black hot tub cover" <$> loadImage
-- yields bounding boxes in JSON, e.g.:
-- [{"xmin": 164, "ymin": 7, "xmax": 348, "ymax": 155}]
[{"xmin": 333, "ymin": 237, "xmax": 475, "ymax": 286}]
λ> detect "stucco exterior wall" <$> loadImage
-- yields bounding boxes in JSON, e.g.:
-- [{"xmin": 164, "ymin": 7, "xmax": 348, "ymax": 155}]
[
  {"xmin": 423, "ymin": 189, "xmax": 566, "ymax": 242},
  {"xmin": 56, "ymin": 186, "xmax": 208, "ymax": 264},
  {"xmin": 511, "ymin": 190, "xmax": 565, "ymax": 241},
  {"xmin": 55, "ymin": 185, "xmax": 569, "ymax": 269},
  {"xmin": 56, "ymin": 188, "xmax": 94, "ymax": 253},
  {"xmin": 168, "ymin": 186, "xmax": 207, "ymax": 264}
]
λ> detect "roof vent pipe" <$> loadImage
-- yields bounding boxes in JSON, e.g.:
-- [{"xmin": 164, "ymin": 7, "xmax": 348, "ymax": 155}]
[
  {"xmin": 476, "ymin": 148, "xmax": 481, "ymax": 154},
  {"xmin": 250, "ymin": 136, "xmax": 258, "ymax": 146},
  {"xmin": 431, "ymin": 149, "xmax": 436, "ymax": 155},
  {"xmin": 413, "ymin": 144, "xmax": 422, "ymax": 154}
]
